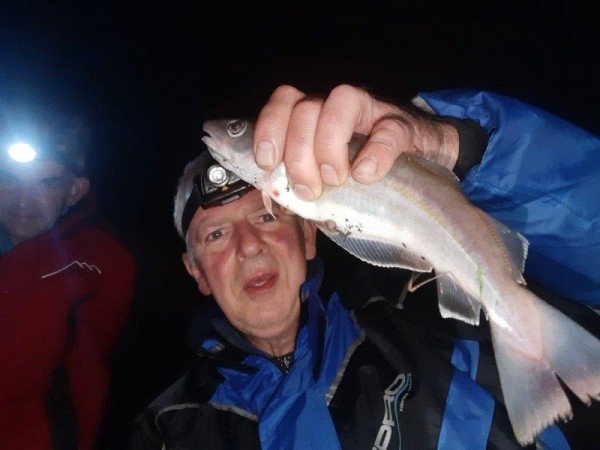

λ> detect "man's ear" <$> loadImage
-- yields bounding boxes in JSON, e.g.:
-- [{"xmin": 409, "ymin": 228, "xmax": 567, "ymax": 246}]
[
  {"xmin": 66, "ymin": 177, "xmax": 90, "ymax": 207},
  {"xmin": 182, "ymin": 253, "xmax": 211, "ymax": 295},
  {"xmin": 301, "ymin": 219, "xmax": 318, "ymax": 260}
]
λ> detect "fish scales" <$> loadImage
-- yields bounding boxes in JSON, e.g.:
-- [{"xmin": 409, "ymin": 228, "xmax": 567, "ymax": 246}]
[
  {"xmin": 297, "ymin": 154, "xmax": 509, "ymax": 302},
  {"xmin": 202, "ymin": 118, "xmax": 600, "ymax": 446}
]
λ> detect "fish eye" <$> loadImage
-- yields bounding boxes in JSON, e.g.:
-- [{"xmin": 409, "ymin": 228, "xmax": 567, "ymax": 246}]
[{"xmin": 227, "ymin": 120, "xmax": 247, "ymax": 137}]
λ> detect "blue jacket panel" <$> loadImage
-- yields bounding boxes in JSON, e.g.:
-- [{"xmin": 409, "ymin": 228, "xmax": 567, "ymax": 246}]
[
  {"xmin": 207, "ymin": 287, "xmax": 363, "ymax": 449},
  {"xmin": 417, "ymin": 90, "xmax": 600, "ymax": 305}
]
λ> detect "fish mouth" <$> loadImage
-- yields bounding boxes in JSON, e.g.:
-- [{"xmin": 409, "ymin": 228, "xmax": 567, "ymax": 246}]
[
  {"xmin": 201, "ymin": 123, "xmax": 218, "ymax": 152},
  {"xmin": 201, "ymin": 134, "xmax": 217, "ymax": 153},
  {"xmin": 201, "ymin": 134, "xmax": 229, "ymax": 164},
  {"xmin": 202, "ymin": 136, "xmax": 216, "ymax": 152}
]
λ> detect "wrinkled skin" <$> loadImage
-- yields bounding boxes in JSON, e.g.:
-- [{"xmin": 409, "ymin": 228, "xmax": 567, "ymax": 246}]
[{"xmin": 183, "ymin": 189, "xmax": 317, "ymax": 356}]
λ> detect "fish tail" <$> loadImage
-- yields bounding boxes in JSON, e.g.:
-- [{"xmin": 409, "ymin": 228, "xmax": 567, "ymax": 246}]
[{"xmin": 490, "ymin": 291, "xmax": 600, "ymax": 446}]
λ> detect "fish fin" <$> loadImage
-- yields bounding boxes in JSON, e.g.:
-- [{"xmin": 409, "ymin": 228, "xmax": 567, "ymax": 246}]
[
  {"xmin": 490, "ymin": 319, "xmax": 572, "ymax": 446},
  {"xmin": 405, "ymin": 154, "xmax": 460, "ymax": 187},
  {"xmin": 491, "ymin": 291, "xmax": 600, "ymax": 445},
  {"xmin": 534, "ymin": 296, "xmax": 600, "ymax": 405},
  {"xmin": 317, "ymin": 225, "xmax": 433, "ymax": 272},
  {"xmin": 261, "ymin": 190, "xmax": 274, "ymax": 217},
  {"xmin": 481, "ymin": 212, "xmax": 529, "ymax": 281},
  {"xmin": 407, "ymin": 271, "xmax": 444, "ymax": 292},
  {"xmin": 435, "ymin": 274, "xmax": 481, "ymax": 325}
]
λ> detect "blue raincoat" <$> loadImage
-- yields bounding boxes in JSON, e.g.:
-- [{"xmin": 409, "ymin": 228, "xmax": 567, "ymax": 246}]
[{"xmin": 417, "ymin": 90, "xmax": 600, "ymax": 306}]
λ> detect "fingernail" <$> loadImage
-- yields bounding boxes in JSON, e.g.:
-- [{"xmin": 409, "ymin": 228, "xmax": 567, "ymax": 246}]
[
  {"xmin": 353, "ymin": 157, "xmax": 378, "ymax": 180},
  {"xmin": 292, "ymin": 184, "xmax": 315, "ymax": 201},
  {"xmin": 255, "ymin": 141, "xmax": 275, "ymax": 168},
  {"xmin": 320, "ymin": 164, "xmax": 340, "ymax": 186}
]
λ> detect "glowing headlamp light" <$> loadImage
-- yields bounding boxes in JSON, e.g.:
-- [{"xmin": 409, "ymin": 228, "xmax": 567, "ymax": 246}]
[
  {"xmin": 206, "ymin": 165, "xmax": 229, "ymax": 186},
  {"xmin": 181, "ymin": 153, "xmax": 254, "ymax": 237},
  {"xmin": 3, "ymin": 140, "xmax": 79, "ymax": 175},
  {"xmin": 7, "ymin": 142, "xmax": 38, "ymax": 163}
]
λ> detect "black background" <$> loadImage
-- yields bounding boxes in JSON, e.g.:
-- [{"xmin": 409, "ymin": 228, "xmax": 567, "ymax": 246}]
[{"xmin": 1, "ymin": 1, "xmax": 598, "ymax": 447}]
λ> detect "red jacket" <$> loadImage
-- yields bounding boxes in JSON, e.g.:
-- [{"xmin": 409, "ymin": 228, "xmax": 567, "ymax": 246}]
[{"xmin": 0, "ymin": 198, "xmax": 135, "ymax": 449}]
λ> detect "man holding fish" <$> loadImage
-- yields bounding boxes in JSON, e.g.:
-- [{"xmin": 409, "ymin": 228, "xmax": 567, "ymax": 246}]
[{"xmin": 133, "ymin": 85, "xmax": 599, "ymax": 449}]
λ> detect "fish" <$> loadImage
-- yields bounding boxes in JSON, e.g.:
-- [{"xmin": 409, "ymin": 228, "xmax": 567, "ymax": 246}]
[{"xmin": 202, "ymin": 118, "xmax": 600, "ymax": 446}]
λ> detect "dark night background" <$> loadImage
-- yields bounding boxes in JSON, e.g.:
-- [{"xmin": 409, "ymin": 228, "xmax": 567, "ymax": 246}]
[{"xmin": 1, "ymin": 1, "xmax": 598, "ymax": 447}]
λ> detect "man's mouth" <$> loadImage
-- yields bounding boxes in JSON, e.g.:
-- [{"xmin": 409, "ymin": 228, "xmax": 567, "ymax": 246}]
[
  {"xmin": 244, "ymin": 272, "xmax": 278, "ymax": 294},
  {"xmin": 10, "ymin": 213, "xmax": 39, "ymax": 222}
]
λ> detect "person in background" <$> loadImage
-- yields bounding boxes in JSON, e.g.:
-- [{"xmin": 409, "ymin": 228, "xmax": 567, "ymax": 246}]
[
  {"xmin": 0, "ymin": 106, "xmax": 136, "ymax": 449},
  {"xmin": 132, "ymin": 85, "xmax": 598, "ymax": 449}
]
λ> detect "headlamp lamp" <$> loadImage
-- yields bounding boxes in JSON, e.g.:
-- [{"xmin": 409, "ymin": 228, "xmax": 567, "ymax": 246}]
[
  {"xmin": 181, "ymin": 154, "xmax": 253, "ymax": 237},
  {"xmin": 7, "ymin": 142, "xmax": 37, "ymax": 163},
  {"xmin": 3, "ymin": 141, "xmax": 80, "ymax": 175}
]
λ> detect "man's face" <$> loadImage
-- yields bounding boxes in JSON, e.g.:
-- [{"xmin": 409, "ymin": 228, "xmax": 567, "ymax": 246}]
[
  {"xmin": 0, "ymin": 160, "xmax": 88, "ymax": 245},
  {"xmin": 184, "ymin": 189, "xmax": 317, "ymax": 347}
]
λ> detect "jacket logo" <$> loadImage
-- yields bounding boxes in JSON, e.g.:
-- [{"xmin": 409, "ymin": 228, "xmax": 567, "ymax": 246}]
[
  {"xmin": 41, "ymin": 260, "xmax": 102, "ymax": 279},
  {"xmin": 373, "ymin": 372, "xmax": 412, "ymax": 450}
]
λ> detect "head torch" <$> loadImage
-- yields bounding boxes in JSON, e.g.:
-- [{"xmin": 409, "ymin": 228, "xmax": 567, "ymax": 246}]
[
  {"xmin": 3, "ymin": 141, "xmax": 83, "ymax": 176},
  {"xmin": 181, "ymin": 154, "xmax": 254, "ymax": 237}
]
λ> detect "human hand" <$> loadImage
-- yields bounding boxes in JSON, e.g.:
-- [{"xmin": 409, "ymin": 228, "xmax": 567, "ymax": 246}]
[{"xmin": 253, "ymin": 84, "xmax": 459, "ymax": 201}]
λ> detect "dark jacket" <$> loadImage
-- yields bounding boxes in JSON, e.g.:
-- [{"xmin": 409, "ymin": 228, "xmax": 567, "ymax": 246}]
[{"xmin": 132, "ymin": 261, "xmax": 591, "ymax": 449}]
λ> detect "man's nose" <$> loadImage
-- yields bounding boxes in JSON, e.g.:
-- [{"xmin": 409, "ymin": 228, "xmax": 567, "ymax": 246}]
[
  {"xmin": 236, "ymin": 223, "xmax": 264, "ymax": 260},
  {"xmin": 12, "ymin": 183, "xmax": 35, "ymax": 208}
]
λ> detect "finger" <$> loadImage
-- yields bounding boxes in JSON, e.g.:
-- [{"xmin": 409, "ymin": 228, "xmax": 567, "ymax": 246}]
[
  {"xmin": 351, "ymin": 115, "xmax": 415, "ymax": 184},
  {"xmin": 254, "ymin": 85, "xmax": 306, "ymax": 170},
  {"xmin": 314, "ymin": 85, "xmax": 400, "ymax": 186},
  {"xmin": 283, "ymin": 98, "xmax": 324, "ymax": 201}
]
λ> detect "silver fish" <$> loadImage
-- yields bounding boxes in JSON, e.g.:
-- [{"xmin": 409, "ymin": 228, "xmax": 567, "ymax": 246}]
[{"xmin": 202, "ymin": 118, "xmax": 600, "ymax": 446}]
